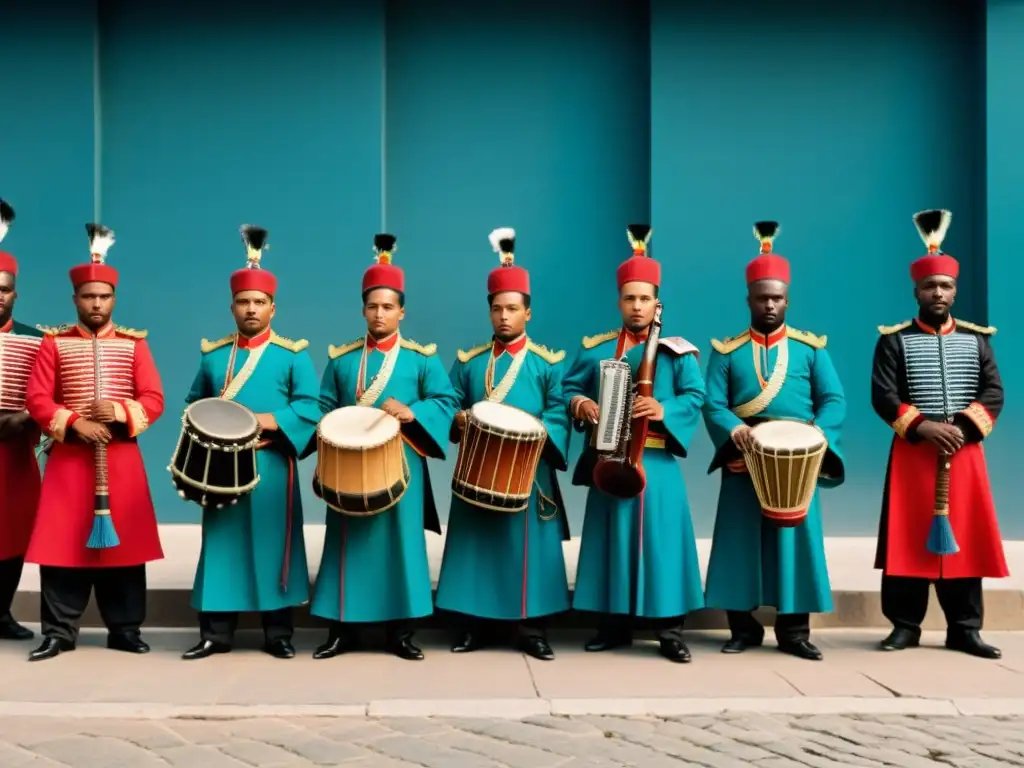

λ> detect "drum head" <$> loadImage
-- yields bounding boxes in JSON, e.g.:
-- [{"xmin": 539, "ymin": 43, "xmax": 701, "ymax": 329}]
[
  {"xmin": 750, "ymin": 420, "xmax": 825, "ymax": 450},
  {"xmin": 185, "ymin": 398, "xmax": 259, "ymax": 442},
  {"xmin": 470, "ymin": 401, "xmax": 546, "ymax": 435},
  {"xmin": 319, "ymin": 406, "xmax": 400, "ymax": 448}
]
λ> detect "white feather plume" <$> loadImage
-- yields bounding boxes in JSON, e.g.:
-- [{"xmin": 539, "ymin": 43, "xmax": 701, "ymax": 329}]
[
  {"xmin": 0, "ymin": 221, "xmax": 7, "ymax": 246},
  {"xmin": 90, "ymin": 228, "xmax": 116, "ymax": 262},
  {"xmin": 914, "ymin": 209, "xmax": 952, "ymax": 250},
  {"xmin": 488, "ymin": 227, "xmax": 516, "ymax": 254}
]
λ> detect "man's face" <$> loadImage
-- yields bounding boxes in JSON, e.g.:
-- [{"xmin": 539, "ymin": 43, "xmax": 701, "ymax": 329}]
[
  {"xmin": 231, "ymin": 290, "xmax": 275, "ymax": 336},
  {"xmin": 363, "ymin": 288, "xmax": 404, "ymax": 338},
  {"xmin": 915, "ymin": 275, "xmax": 957, "ymax": 319},
  {"xmin": 618, "ymin": 281, "xmax": 657, "ymax": 333},
  {"xmin": 489, "ymin": 291, "xmax": 530, "ymax": 342},
  {"xmin": 747, "ymin": 279, "xmax": 788, "ymax": 331},
  {"xmin": 74, "ymin": 282, "xmax": 115, "ymax": 331},
  {"xmin": 0, "ymin": 272, "xmax": 16, "ymax": 325}
]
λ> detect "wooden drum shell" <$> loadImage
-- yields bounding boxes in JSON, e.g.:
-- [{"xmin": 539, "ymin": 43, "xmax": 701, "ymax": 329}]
[
  {"xmin": 743, "ymin": 423, "xmax": 827, "ymax": 528},
  {"xmin": 313, "ymin": 422, "xmax": 409, "ymax": 517}
]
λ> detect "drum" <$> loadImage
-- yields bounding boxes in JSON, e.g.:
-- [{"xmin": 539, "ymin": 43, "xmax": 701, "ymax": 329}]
[
  {"xmin": 169, "ymin": 397, "xmax": 262, "ymax": 509},
  {"xmin": 742, "ymin": 420, "xmax": 828, "ymax": 527},
  {"xmin": 452, "ymin": 401, "xmax": 547, "ymax": 513},
  {"xmin": 313, "ymin": 406, "xmax": 409, "ymax": 516}
]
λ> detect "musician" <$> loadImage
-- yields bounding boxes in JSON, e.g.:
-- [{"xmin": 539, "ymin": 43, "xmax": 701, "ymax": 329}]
[
  {"xmin": 563, "ymin": 225, "xmax": 705, "ymax": 663},
  {"xmin": 436, "ymin": 228, "xmax": 571, "ymax": 661},
  {"xmin": 310, "ymin": 234, "xmax": 459, "ymax": 661},
  {"xmin": 181, "ymin": 226, "xmax": 321, "ymax": 661},
  {"xmin": 0, "ymin": 200, "xmax": 42, "ymax": 641},
  {"xmin": 702, "ymin": 222, "xmax": 846, "ymax": 661},
  {"xmin": 23, "ymin": 223, "xmax": 165, "ymax": 661},
  {"xmin": 871, "ymin": 209, "xmax": 1007, "ymax": 659}
]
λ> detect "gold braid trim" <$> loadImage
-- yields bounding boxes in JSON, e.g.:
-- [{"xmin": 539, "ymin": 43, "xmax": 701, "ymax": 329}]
[
  {"xmin": 878, "ymin": 320, "xmax": 912, "ymax": 335},
  {"xmin": 582, "ymin": 330, "xmax": 618, "ymax": 349},
  {"xmin": 270, "ymin": 332, "xmax": 309, "ymax": 352},
  {"xmin": 48, "ymin": 408, "xmax": 75, "ymax": 442},
  {"xmin": 400, "ymin": 338, "xmax": 437, "ymax": 356},
  {"xmin": 201, "ymin": 334, "xmax": 234, "ymax": 354},
  {"xmin": 732, "ymin": 339, "xmax": 789, "ymax": 418},
  {"xmin": 956, "ymin": 319, "xmax": 997, "ymax": 335},
  {"xmin": 114, "ymin": 325, "xmax": 148, "ymax": 339},
  {"xmin": 457, "ymin": 343, "xmax": 491, "ymax": 363},
  {"xmin": 527, "ymin": 340, "xmax": 565, "ymax": 364},
  {"xmin": 962, "ymin": 402, "xmax": 994, "ymax": 438},
  {"xmin": 711, "ymin": 330, "xmax": 751, "ymax": 355},
  {"xmin": 328, "ymin": 338, "xmax": 363, "ymax": 359},
  {"xmin": 122, "ymin": 399, "xmax": 150, "ymax": 437},
  {"xmin": 892, "ymin": 406, "xmax": 921, "ymax": 439},
  {"xmin": 786, "ymin": 326, "xmax": 826, "ymax": 349}
]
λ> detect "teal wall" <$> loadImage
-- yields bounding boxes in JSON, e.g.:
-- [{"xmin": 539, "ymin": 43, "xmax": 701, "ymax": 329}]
[{"xmin": 2, "ymin": 1, "xmax": 1015, "ymax": 537}]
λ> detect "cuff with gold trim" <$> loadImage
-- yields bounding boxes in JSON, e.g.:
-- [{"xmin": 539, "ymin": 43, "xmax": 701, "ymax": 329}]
[
  {"xmin": 960, "ymin": 401, "xmax": 994, "ymax": 439},
  {"xmin": 569, "ymin": 396, "xmax": 589, "ymax": 420},
  {"xmin": 116, "ymin": 399, "xmax": 151, "ymax": 438},
  {"xmin": 891, "ymin": 404, "xmax": 924, "ymax": 439},
  {"xmin": 47, "ymin": 408, "xmax": 78, "ymax": 442}
]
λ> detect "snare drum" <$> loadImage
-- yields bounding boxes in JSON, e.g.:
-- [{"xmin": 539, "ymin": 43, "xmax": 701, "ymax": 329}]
[
  {"xmin": 741, "ymin": 420, "xmax": 827, "ymax": 527},
  {"xmin": 313, "ymin": 406, "xmax": 409, "ymax": 516},
  {"xmin": 169, "ymin": 398, "xmax": 262, "ymax": 509},
  {"xmin": 452, "ymin": 401, "xmax": 547, "ymax": 513}
]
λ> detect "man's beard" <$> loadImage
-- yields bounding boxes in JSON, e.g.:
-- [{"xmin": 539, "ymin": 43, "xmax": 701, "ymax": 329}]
[
  {"xmin": 624, "ymin": 319, "xmax": 649, "ymax": 334},
  {"xmin": 0, "ymin": 306, "xmax": 11, "ymax": 328},
  {"xmin": 494, "ymin": 329, "xmax": 522, "ymax": 343},
  {"xmin": 78, "ymin": 313, "xmax": 109, "ymax": 331},
  {"xmin": 752, "ymin": 313, "xmax": 785, "ymax": 334},
  {"xmin": 368, "ymin": 326, "xmax": 396, "ymax": 340}
]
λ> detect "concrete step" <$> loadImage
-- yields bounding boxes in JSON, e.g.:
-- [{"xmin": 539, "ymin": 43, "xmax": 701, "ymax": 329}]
[{"xmin": 12, "ymin": 525, "xmax": 1024, "ymax": 630}]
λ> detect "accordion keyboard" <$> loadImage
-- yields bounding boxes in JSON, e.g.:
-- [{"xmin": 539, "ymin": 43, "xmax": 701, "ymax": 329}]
[{"xmin": 595, "ymin": 360, "xmax": 632, "ymax": 452}]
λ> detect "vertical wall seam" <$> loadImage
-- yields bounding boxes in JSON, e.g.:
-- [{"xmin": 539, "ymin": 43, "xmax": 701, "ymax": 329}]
[
  {"xmin": 380, "ymin": 2, "xmax": 388, "ymax": 231},
  {"xmin": 93, "ymin": 4, "xmax": 102, "ymax": 222}
]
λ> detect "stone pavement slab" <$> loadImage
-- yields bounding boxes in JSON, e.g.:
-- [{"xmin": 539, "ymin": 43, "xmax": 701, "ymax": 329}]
[{"xmin": 4, "ymin": 713, "xmax": 1024, "ymax": 766}]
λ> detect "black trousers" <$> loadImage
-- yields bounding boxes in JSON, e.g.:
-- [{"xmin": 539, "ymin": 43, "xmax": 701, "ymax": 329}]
[
  {"xmin": 199, "ymin": 608, "xmax": 293, "ymax": 646},
  {"xmin": 0, "ymin": 555, "xmax": 24, "ymax": 618},
  {"xmin": 325, "ymin": 619, "xmax": 417, "ymax": 644},
  {"xmin": 452, "ymin": 612, "xmax": 552, "ymax": 641},
  {"xmin": 881, "ymin": 574, "xmax": 982, "ymax": 636},
  {"xmin": 40, "ymin": 564, "xmax": 147, "ymax": 643},
  {"xmin": 727, "ymin": 609, "xmax": 810, "ymax": 643},
  {"xmin": 594, "ymin": 613, "xmax": 685, "ymax": 641}
]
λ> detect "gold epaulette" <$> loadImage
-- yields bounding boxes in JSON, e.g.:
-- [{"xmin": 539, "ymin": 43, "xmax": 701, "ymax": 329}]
[
  {"xmin": 786, "ymin": 326, "xmax": 826, "ymax": 349},
  {"xmin": 200, "ymin": 334, "xmax": 234, "ymax": 354},
  {"xmin": 37, "ymin": 324, "xmax": 71, "ymax": 337},
  {"xmin": 527, "ymin": 340, "xmax": 565, "ymax": 364},
  {"xmin": 270, "ymin": 332, "xmax": 309, "ymax": 353},
  {"xmin": 114, "ymin": 325, "xmax": 148, "ymax": 339},
  {"xmin": 401, "ymin": 338, "xmax": 437, "ymax": 356},
  {"xmin": 328, "ymin": 338, "xmax": 363, "ymax": 359},
  {"xmin": 457, "ymin": 342, "xmax": 491, "ymax": 364},
  {"xmin": 877, "ymin": 320, "xmax": 912, "ymax": 335},
  {"xmin": 956, "ymin": 319, "xmax": 997, "ymax": 335},
  {"xmin": 582, "ymin": 330, "xmax": 618, "ymax": 349},
  {"xmin": 710, "ymin": 330, "xmax": 751, "ymax": 355}
]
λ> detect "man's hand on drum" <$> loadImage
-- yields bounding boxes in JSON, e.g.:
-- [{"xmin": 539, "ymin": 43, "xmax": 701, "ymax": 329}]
[
  {"xmin": 731, "ymin": 424, "xmax": 755, "ymax": 452},
  {"xmin": 256, "ymin": 414, "xmax": 278, "ymax": 432},
  {"xmin": 454, "ymin": 410, "xmax": 468, "ymax": 433},
  {"xmin": 632, "ymin": 395, "xmax": 664, "ymax": 421},
  {"xmin": 917, "ymin": 421, "xmax": 964, "ymax": 455},
  {"xmin": 72, "ymin": 418, "xmax": 111, "ymax": 445},
  {"xmin": 382, "ymin": 398, "xmax": 414, "ymax": 423},
  {"xmin": 91, "ymin": 399, "xmax": 117, "ymax": 423}
]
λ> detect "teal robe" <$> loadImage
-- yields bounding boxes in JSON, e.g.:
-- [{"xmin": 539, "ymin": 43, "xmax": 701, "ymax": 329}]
[
  {"xmin": 702, "ymin": 326, "xmax": 846, "ymax": 615},
  {"xmin": 186, "ymin": 331, "xmax": 321, "ymax": 613},
  {"xmin": 563, "ymin": 330, "xmax": 706, "ymax": 619},
  {"xmin": 435, "ymin": 339, "xmax": 572, "ymax": 621},
  {"xmin": 309, "ymin": 335, "xmax": 459, "ymax": 623}
]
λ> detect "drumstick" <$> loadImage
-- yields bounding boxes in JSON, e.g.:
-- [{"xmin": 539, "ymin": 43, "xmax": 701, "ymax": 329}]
[{"xmin": 367, "ymin": 409, "xmax": 391, "ymax": 431}]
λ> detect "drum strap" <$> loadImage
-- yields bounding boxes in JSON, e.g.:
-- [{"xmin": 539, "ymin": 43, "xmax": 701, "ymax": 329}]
[
  {"xmin": 485, "ymin": 342, "xmax": 528, "ymax": 404},
  {"xmin": 220, "ymin": 336, "xmax": 268, "ymax": 401},
  {"xmin": 732, "ymin": 338, "xmax": 789, "ymax": 419},
  {"xmin": 356, "ymin": 335, "xmax": 401, "ymax": 406}
]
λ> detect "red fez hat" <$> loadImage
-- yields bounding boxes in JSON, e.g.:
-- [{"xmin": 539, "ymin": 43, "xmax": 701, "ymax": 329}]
[
  {"xmin": 616, "ymin": 224, "xmax": 661, "ymax": 288},
  {"xmin": 230, "ymin": 224, "xmax": 278, "ymax": 296},
  {"xmin": 0, "ymin": 199, "xmax": 16, "ymax": 275},
  {"xmin": 486, "ymin": 227, "xmax": 530, "ymax": 296},
  {"xmin": 362, "ymin": 233, "xmax": 405, "ymax": 294},
  {"xmin": 70, "ymin": 223, "xmax": 119, "ymax": 289},
  {"xmin": 910, "ymin": 209, "xmax": 959, "ymax": 282},
  {"xmin": 745, "ymin": 221, "xmax": 791, "ymax": 285}
]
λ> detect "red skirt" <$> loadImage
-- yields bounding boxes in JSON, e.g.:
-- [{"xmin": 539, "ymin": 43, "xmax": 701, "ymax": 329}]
[
  {"xmin": 26, "ymin": 440, "xmax": 164, "ymax": 568},
  {"xmin": 882, "ymin": 437, "xmax": 1008, "ymax": 580},
  {"xmin": 0, "ymin": 433, "xmax": 41, "ymax": 561}
]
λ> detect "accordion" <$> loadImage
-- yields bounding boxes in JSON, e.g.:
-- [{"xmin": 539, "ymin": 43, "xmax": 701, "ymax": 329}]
[
  {"xmin": 593, "ymin": 359, "xmax": 634, "ymax": 454},
  {"xmin": 0, "ymin": 333, "xmax": 43, "ymax": 412}
]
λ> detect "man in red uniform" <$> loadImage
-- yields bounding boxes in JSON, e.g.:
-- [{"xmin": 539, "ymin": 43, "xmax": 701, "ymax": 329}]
[
  {"xmin": 871, "ymin": 209, "xmax": 1007, "ymax": 659},
  {"xmin": 24, "ymin": 223, "xmax": 165, "ymax": 661},
  {"xmin": 0, "ymin": 199, "xmax": 43, "ymax": 641}
]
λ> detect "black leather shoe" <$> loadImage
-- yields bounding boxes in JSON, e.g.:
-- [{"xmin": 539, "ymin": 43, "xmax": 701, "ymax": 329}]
[
  {"xmin": 722, "ymin": 634, "xmax": 764, "ymax": 654},
  {"xmin": 28, "ymin": 637, "xmax": 74, "ymax": 661},
  {"xmin": 0, "ymin": 617, "xmax": 34, "ymax": 641},
  {"xmin": 313, "ymin": 635, "xmax": 357, "ymax": 659},
  {"xmin": 880, "ymin": 628, "xmax": 920, "ymax": 651},
  {"xmin": 518, "ymin": 635, "xmax": 554, "ymax": 661},
  {"xmin": 946, "ymin": 630, "xmax": 1001, "ymax": 659},
  {"xmin": 659, "ymin": 636, "xmax": 692, "ymax": 663},
  {"xmin": 584, "ymin": 632, "xmax": 631, "ymax": 652},
  {"xmin": 390, "ymin": 634, "xmax": 424, "ymax": 661},
  {"xmin": 263, "ymin": 638, "xmax": 295, "ymax": 659},
  {"xmin": 182, "ymin": 640, "xmax": 231, "ymax": 660},
  {"xmin": 107, "ymin": 633, "xmax": 150, "ymax": 654},
  {"xmin": 451, "ymin": 632, "xmax": 484, "ymax": 653},
  {"xmin": 778, "ymin": 639, "xmax": 823, "ymax": 660}
]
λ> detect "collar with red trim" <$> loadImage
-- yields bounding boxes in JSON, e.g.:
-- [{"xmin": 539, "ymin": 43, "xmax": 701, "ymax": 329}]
[
  {"xmin": 749, "ymin": 324, "xmax": 787, "ymax": 348},
  {"xmin": 237, "ymin": 326, "xmax": 272, "ymax": 349},
  {"xmin": 367, "ymin": 332, "xmax": 399, "ymax": 352},
  {"xmin": 914, "ymin": 316, "xmax": 955, "ymax": 336},
  {"xmin": 492, "ymin": 333, "xmax": 527, "ymax": 357}
]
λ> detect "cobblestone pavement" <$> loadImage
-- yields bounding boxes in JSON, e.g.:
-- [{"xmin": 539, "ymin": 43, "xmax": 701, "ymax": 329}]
[{"xmin": 2, "ymin": 713, "xmax": 1024, "ymax": 767}]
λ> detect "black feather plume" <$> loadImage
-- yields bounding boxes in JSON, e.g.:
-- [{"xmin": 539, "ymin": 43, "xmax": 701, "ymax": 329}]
[
  {"xmin": 374, "ymin": 233, "xmax": 397, "ymax": 252},
  {"xmin": 85, "ymin": 223, "xmax": 112, "ymax": 241},
  {"xmin": 241, "ymin": 225, "xmax": 268, "ymax": 251},
  {"xmin": 913, "ymin": 210, "xmax": 944, "ymax": 235},
  {"xmin": 754, "ymin": 221, "xmax": 779, "ymax": 240},
  {"xmin": 627, "ymin": 224, "xmax": 652, "ymax": 244},
  {"xmin": 0, "ymin": 200, "xmax": 14, "ymax": 225}
]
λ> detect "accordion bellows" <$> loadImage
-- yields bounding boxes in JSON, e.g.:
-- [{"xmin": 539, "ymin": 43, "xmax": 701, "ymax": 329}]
[{"xmin": 0, "ymin": 333, "xmax": 43, "ymax": 411}]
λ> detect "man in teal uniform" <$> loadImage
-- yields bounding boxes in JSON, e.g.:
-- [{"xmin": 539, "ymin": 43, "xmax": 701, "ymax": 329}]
[
  {"xmin": 436, "ymin": 228, "xmax": 571, "ymax": 661},
  {"xmin": 703, "ymin": 222, "xmax": 846, "ymax": 661},
  {"xmin": 181, "ymin": 226, "xmax": 321, "ymax": 660},
  {"xmin": 310, "ymin": 234, "xmax": 459, "ymax": 661},
  {"xmin": 563, "ymin": 225, "xmax": 706, "ymax": 663}
]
